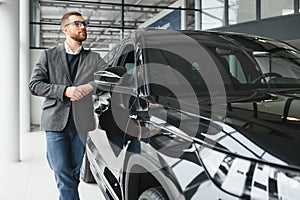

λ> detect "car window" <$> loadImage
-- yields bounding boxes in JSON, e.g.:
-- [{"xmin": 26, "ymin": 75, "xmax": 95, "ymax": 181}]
[
  {"xmin": 145, "ymin": 48, "xmax": 208, "ymax": 96},
  {"xmin": 254, "ymin": 51, "xmax": 300, "ymax": 82},
  {"xmin": 219, "ymin": 55, "xmax": 247, "ymax": 83},
  {"xmin": 114, "ymin": 44, "xmax": 136, "ymax": 87},
  {"xmin": 187, "ymin": 33, "xmax": 300, "ymax": 89},
  {"xmin": 211, "ymin": 47, "xmax": 263, "ymax": 84},
  {"xmin": 125, "ymin": 63, "xmax": 135, "ymax": 74}
]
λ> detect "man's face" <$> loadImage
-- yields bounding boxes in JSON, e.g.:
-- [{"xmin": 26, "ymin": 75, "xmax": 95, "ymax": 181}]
[{"xmin": 63, "ymin": 15, "xmax": 87, "ymax": 42}]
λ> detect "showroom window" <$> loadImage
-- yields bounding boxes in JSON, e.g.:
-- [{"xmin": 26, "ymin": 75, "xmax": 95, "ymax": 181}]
[
  {"xmin": 261, "ymin": 0, "xmax": 294, "ymax": 19},
  {"xmin": 229, "ymin": 0, "xmax": 256, "ymax": 25},
  {"xmin": 202, "ymin": 0, "xmax": 224, "ymax": 29}
]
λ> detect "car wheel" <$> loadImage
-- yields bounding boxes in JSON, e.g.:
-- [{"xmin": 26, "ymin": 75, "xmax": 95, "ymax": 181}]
[
  {"xmin": 80, "ymin": 153, "xmax": 95, "ymax": 183},
  {"xmin": 138, "ymin": 187, "xmax": 168, "ymax": 200}
]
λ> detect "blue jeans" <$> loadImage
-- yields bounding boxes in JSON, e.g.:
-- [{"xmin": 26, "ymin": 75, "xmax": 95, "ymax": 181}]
[{"xmin": 46, "ymin": 131, "xmax": 85, "ymax": 200}]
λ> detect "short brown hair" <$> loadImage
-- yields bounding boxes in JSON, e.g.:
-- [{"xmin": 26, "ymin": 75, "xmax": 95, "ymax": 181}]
[{"xmin": 61, "ymin": 11, "xmax": 82, "ymax": 27}]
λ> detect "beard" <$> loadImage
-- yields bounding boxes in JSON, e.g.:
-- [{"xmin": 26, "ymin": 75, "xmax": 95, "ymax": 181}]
[{"xmin": 70, "ymin": 31, "xmax": 87, "ymax": 42}]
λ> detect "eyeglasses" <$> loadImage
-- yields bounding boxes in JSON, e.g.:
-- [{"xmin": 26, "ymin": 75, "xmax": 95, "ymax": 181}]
[{"xmin": 64, "ymin": 20, "xmax": 89, "ymax": 27}]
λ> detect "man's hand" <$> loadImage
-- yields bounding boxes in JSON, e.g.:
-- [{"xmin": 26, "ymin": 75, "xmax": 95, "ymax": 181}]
[{"xmin": 64, "ymin": 84, "xmax": 93, "ymax": 101}]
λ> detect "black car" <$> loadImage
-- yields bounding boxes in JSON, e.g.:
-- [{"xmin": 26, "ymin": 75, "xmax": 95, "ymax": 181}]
[{"xmin": 81, "ymin": 29, "xmax": 300, "ymax": 200}]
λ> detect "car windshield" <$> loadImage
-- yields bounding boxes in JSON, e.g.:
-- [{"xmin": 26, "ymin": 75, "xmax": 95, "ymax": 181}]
[
  {"xmin": 191, "ymin": 33, "xmax": 300, "ymax": 89},
  {"xmin": 144, "ymin": 31, "xmax": 300, "ymax": 98}
]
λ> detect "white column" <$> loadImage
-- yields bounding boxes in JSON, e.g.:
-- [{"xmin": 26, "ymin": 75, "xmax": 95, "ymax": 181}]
[
  {"xmin": 181, "ymin": 0, "xmax": 187, "ymax": 30},
  {"xmin": 20, "ymin": 0, "xmax": 30, "ymax": 133},
  {"xmin": 195, "ymin": 0, "xmax": 201, "ymax": 30},
  {"xmin": 0, "ymin": 0, "xmax": 20, "ymax": 163}
]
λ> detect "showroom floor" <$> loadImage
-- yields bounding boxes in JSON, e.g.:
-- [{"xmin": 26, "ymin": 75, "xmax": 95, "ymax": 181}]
[{"xmin": 0, "ymin": 130, "xmax": 105, "ymax": 200}]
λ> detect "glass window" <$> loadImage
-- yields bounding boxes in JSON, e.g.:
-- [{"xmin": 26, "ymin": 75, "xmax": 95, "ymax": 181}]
[
  {"xmin": 229, "ymin": 0, "xmax": 256, "ymax": 25},
  {"xmin": 222, "ymin": 55, "xmax": 247, "ymax": 83},
  {"xmin": 202, "ymin": 0, "xmax": 224, "ymax": 30},
  {"xmin": 261, "ymin": 0, "xmax": 294, "ymax": 19}
]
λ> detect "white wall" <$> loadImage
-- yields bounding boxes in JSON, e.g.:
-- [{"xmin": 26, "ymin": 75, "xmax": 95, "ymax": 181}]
[{"xmin": 30, "ymin": 49, "xmax": 43, "ymax": 126}]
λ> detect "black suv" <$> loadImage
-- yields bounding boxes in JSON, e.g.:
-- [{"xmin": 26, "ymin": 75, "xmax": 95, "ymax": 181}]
[{"xmin": 81, "ymin": 29, "xmax": 300, "ymax": 200}]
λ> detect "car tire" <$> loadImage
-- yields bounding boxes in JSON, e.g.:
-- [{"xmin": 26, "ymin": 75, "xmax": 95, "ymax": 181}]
[
  {"xmin": 138, "ymin": 187, "xmax": 168, "ymax": 200},
  {"xmin": 80, "ymin": 153, "xmax": 95, "ymax": 183}
]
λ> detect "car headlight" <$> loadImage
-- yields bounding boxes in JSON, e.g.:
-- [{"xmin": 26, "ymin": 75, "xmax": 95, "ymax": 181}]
[{"xmin": 199, "ymin": 146, "xmax": 300, "ymax": 199}]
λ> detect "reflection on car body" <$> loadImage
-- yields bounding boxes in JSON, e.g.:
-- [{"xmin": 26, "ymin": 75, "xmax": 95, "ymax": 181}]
[{"xmin": 81, "ymin": 29, "xmax": 300, "ymax": 200}]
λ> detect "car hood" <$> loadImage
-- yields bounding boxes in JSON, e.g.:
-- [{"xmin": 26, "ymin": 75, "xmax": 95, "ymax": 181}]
[
  {"xmin": 151, "ymin": 89, "xmax": 300, "ymax": 168},
  {"xmin": 223, "ymin": 89, "xmax": 300, "ymax": 167}
]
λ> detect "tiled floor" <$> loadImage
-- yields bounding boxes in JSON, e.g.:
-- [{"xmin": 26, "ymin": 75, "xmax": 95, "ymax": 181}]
[{"xmin": 0, "ymin": 131, "xmax": 105, "ymax": 200}]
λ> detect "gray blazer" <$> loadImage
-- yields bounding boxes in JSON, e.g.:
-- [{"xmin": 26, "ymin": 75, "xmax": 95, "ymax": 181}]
[{"xmin": 29, "ymin": 44, "xmax": 105, "ymax": 134}]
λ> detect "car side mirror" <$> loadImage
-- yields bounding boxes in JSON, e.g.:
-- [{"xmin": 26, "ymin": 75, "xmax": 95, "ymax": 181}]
[
  {"xmin": 94, "ymin": 70, "xmax": 135, "ymax": 94},
  {"xmin": 94, "ymin": 70, "xmax": 121, "ymax": 92}
]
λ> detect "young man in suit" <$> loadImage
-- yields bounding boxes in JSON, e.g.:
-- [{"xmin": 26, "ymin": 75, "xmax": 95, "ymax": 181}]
[{"xmin": 29, "ymin": 11, "xmax": 105, "ymax": 200}]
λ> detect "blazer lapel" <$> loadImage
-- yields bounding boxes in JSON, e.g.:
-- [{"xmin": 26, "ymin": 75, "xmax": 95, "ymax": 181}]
[{"xmin": 59, "ymin": 44, "xmax": 72, "ymax": 84}]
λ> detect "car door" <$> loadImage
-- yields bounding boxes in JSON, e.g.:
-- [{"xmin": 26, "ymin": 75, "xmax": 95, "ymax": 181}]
[{"xmin": 92, "ymin": 42, "xmax": 140, "ymax": 199}]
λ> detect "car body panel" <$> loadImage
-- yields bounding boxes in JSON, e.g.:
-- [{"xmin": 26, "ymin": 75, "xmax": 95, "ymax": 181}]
[{"xmin": 85, "ymin": 29, "xmax": 300, "ymax": 200}]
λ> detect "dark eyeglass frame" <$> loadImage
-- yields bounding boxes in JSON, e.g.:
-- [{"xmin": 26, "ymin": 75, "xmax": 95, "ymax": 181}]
[{"xmin": 64, "ymin": 20, "xmax": 89, "ymax": 27}]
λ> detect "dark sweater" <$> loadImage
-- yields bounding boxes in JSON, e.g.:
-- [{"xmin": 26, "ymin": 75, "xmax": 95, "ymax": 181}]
[
  {"xmin": 66, "ymin": 53, "xmax": 80, "ymax": 82},
  {"xmin": 64, "ymin": 53, "xmax": 80, "ymax": 132}
]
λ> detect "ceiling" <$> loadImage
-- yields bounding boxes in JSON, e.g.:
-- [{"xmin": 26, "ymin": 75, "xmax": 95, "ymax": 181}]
[
  {"xmin": 32, "ymin": 1, "xmax": 300, "ymax": 53},
  {"xmin": 31, "ymin": 0, "xmax": 179, "ymax": 52}
]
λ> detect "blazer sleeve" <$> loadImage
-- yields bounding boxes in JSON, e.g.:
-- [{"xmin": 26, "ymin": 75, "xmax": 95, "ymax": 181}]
[{"xmin": 29, "ymin": 49, "xmax": 67, "ymax": 101}]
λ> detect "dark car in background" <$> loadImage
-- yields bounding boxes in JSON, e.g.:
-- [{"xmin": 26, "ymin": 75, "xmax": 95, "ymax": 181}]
[{"xmin": 81, "ymin": 29, "xmax": 300, "ymax": 200}]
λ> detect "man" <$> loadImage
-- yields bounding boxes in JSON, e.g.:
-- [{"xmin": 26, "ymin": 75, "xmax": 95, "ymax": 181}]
[{"xmin": 29, "ymin": 11, "xmax": 105, "ymax": 200}]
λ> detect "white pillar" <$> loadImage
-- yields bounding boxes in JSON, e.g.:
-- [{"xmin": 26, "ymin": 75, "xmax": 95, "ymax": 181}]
[
  {"xmin": 20, "ymin": 0, "xmax": 30, "ymax": 133},
  {"xmin": 0, "ymin": 0, "xmax": 20, "ymax": 163},
  {"xmin": 181, "ymin": 0, "xmax": 187, "ymax": 30},
  {"xmin": 195, "ymin": 0, "xmax": 201, "ymax": 30}
]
